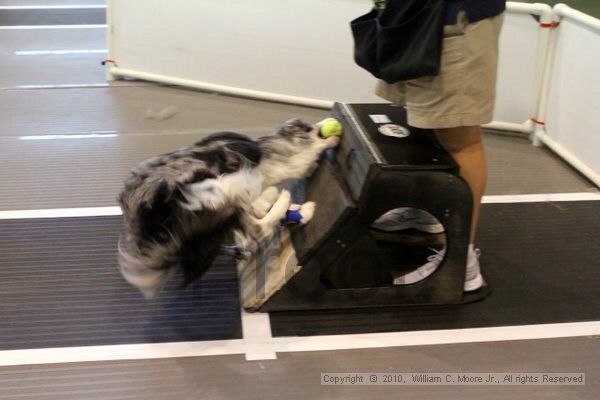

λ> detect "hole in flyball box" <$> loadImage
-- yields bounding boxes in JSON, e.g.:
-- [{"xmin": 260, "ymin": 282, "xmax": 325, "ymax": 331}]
[{"xmin": 321, "ymin": 208, "xmax": 446, "ymax": 289}]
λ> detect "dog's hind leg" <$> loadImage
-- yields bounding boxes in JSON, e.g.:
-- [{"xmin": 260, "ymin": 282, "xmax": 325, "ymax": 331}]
[
  {"xmin": 263, "ymin": 189, "xmax": 291, "ymax": 226},
  {"xmin": 252, "ymin": 186, "xmax": 317, "ymax": 225},
  {"xmin": 260, "ymin": 186, "xmax": 280, "ymax": 203}
]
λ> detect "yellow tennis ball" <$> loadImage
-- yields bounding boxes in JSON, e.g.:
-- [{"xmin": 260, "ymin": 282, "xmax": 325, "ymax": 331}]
[{"xmin": 320, "ymin": 119, "xmax": 343, "ymax": 138}]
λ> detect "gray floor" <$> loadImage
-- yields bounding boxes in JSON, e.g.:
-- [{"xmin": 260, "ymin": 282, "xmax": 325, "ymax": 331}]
[
  {"xmin": 0, "ymin": 29, "xmax": 108, "ymax": 87},
  {"xmin": 483, "ymin": 132, "xmax": 596, "ymax": 195},
  {"xmin": 0, "ymin": 5, "xmax": 598, "ymax": 400},
  {"xmin": 0, "ymin": 120, "xmax": 594, "ymax": 210},
  {"xmin": 0, "ymin": 86, "xmax": 325, "ymax": 136},
  {"xmin": 1, "ymin": 337, "xmax": 598, "ymax": 400},
  {"xmin": 0, "ymin": 8, "xmax": 105, "ymax": 26}
]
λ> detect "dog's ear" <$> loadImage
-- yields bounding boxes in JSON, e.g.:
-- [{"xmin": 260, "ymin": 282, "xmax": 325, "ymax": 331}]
[{"xmin": 278, "ymin": 118, "xmax": 313, "ymax": 136}]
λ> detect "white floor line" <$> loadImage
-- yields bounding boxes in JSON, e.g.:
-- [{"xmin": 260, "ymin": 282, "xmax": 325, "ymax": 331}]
[
  {"xmin": 1, "ymin": 83, "xmax": 144, "ymax": 91},
  {"xmin": 241, "ymin": 309, "xmax": 276, "ymax": 361},
  {"xmin": 0, "ymin": 24, "xmax": 106, "ymax": 30},
  {"xmin": 3, "ymin": 126, "xmax": 273, "ymax": 139},
  {"xmin": 0, "ymin": 5, "xmax": 106, "ymax": 10},
  {"xmin": 0, "ymin": 339, "xmax": 246, "ymax": 367},
  {"xmin": 0, "ymin": 207, "xmax": 121, "ymax": 220},
  {"xmin": 269, "ymin": 321, "xmax": 600, "ymax": 354},
  {"xmin": 1, "ymin": 321, "xmax": 598, "ymax": 366},
  {"xmin": 18, "ymin": 133, "xmax": 118, "ymax": 140},
  {"xmin": 483, "ymin": 192, "xmax": 600, "ymax": 203},
  {"xmin": 14, "ymin": 49, "xmax": 107, "ymax": 56}
]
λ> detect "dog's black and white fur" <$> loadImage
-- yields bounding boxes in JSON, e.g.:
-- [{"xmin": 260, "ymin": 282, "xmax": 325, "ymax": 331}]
[{"xmin": 118, "ymin": 118, "xmax": 338, "ymax": 298}]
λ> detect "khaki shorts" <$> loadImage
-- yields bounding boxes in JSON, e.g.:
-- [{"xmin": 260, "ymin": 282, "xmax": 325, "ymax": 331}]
[{"xmin": 375, "ymin": 12, "xmax": 504, "ymax": 129}]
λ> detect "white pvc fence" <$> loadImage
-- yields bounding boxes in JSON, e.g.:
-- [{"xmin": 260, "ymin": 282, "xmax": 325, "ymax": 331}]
[
  {"xmin": 542, "ymin": 5, "xmax": 600, "ymax": 185},
  {"xmin": 106, "ymin": 1, "xmax": 600, "ymax": 186},
  {"xmin": 493, "ymin": 2, "xmax": 546, "ymax": 132}
]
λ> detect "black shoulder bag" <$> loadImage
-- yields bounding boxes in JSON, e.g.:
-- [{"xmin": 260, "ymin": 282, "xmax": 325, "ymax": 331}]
[{"xmin": 351, "ymin": 0, "xmax": 448, "ymax": 83}]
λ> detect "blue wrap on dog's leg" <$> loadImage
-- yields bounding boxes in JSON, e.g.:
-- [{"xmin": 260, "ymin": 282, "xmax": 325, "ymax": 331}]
[{"xmin": 282, "ymin": 209, "xmax": 303, "ymax": 225}]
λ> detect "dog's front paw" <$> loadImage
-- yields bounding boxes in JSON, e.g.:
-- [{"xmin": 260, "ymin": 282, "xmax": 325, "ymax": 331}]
[
  {"xmin": 283, "ymin": 202, "xmax": 316, "ymax": 225},
  {"xmin": 298, "ymin": 202, "xmax": 316, "ymax": 224}
]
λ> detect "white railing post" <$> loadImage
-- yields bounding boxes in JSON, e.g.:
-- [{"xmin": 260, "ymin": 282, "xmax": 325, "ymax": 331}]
[
  {"xmin": 485, "ymin": 2, "xmax": 554, "ymax": 135},
  {"xmin": 529, "ymin": 3, "xmax": 557, "ymax": 146},
  {"xmin": 554, "ymin": 3, "xmax": 600, "ymax": 31}
]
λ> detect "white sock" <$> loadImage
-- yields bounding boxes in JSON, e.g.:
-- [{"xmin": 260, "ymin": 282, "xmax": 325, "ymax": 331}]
[{"xmin": 467, "ymin": 243, "xmax": 476, "ymax": 263}]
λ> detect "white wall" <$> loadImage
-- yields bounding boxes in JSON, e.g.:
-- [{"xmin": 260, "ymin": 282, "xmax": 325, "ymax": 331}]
[
  {"xmin": 110, "ymin": 2, "xmax": 548, "ymax": 127},
  {"xmin": 110, "ymin": 0, "xmax": 382, "ymax": 104},
  {"xmin": 109, "ymin": 0, "xmax": 541, "ymax": 121}
]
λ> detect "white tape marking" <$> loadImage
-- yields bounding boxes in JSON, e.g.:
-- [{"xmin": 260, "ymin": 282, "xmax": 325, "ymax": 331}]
[
  {"xmin": 0, "ymin": 340, "xmax": 245, "ymax": 367},
  {"xmin": 0, "ymin": 24, "xmax": 106, "ymax": 30},
  {"xmin": 0, "ymin": 207, "xmax": 122, "ymax": 220},
  {"xmin": 483, "ymin": 192, "xmax": 600, "ymax": 203},
  {"xmin": 241, "ymin": 309, "xmax": 276, "ymax": 360},
  {"xmin": 0, "ymin": 5, "xmax": 106, "ymax": 10},
  {"xmin": 0, "ymin": 321, "xmax": 598, "ymax": 366},
  {"xmin": 15, "ymin": 49, "xmax": 107, "ymax": 56},
  {"xmin": 18, "ymin": 133, "xmax": 117, "ymax": 140}
]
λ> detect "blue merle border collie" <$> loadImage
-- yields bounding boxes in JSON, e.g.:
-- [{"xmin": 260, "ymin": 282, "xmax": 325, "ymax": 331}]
[{"xmin": 118, "ymin": 118, "xmax": 339, "ymax": 298}]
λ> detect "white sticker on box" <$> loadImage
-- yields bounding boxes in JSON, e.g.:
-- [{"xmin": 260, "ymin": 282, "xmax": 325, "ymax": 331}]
[
  {"xmin": 369, "ymin": 114, "xmax": 392, "ymax": 124},
  {"xmin": 378, "ymin": 124, "xmax": 411, "ymax": 138}
]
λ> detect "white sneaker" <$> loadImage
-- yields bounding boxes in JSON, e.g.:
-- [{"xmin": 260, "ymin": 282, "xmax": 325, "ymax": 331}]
[
  {"xmin": 464, "ymin": 246, "xmax": 484, "ymax": 292},
  {"xmin": 392, "ymin": 245, "xmax": 484, "ymax": 291},
  {"xmin": 372, "ymin": 208, "xmax": 444, "ymax": 234},
  {"xmin": 393, "ymin": 247, "xmax": 445, "ymax": 285}
]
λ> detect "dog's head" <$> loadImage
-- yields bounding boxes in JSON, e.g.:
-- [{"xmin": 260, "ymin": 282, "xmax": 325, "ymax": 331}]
[
  {"xmin": 274, "ymin": 118, "xmax": 340, "ymax": 148},
  {"xmin": 257, "ymin": 118, "xmax": 340, "ymax": 185}
]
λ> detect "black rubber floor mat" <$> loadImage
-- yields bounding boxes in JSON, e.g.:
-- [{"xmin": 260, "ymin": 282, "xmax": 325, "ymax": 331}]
[
  {"xmin": 270, "ymin": 201, "xmax": 600, "ymax": 336},
  {"xmin": 0, "ymin": 216, "xmax": 241, "ymax": 350}
]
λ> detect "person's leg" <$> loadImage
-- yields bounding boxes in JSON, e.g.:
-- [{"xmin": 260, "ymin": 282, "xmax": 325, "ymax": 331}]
[
  {"xmin": 435, "ymin": 125, "xmax": 486, "ymax": 291},
  {"xmin": 374, "ymin": 13, "xmax": 503, "ymax": 291},
  {"xmin": 434, "ymin": 125, "xmax": 487, "ymax": 244}
]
